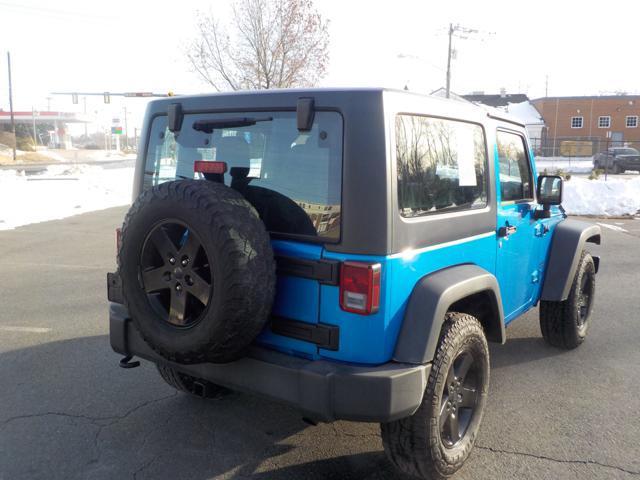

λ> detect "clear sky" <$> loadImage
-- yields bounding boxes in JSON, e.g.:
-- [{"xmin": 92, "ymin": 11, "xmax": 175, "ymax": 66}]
[{"xmin": 1, "ymin": 0, "xmax": 638, "ymax": 132}]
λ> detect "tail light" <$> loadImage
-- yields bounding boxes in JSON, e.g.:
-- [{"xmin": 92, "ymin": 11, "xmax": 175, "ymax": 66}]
[
  {"xmin": 194, "ymin": 160, "xmax": 227, "ymax": 175},
  {"xmin": 116, "ymin": 227, "xmax": 122, "ymax": 253},
  {"xmin": 339, "ymin": 262, "xmax": 381, "ymax": 315}
]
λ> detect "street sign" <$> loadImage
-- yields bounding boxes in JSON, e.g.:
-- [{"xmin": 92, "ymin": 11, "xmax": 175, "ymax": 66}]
[{"xmin": 111, "ymin": 126, "xmax": 123, "ymax": 135}]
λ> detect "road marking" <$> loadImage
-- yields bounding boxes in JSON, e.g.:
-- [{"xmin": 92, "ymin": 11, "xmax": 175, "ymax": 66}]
[
  {"xmin": 0, "ymin": 326, "xmax": 51, "ymax": 333},
  {"xmin": 597, "ymin": 222, "xmax": 628, "ymax": 233}
]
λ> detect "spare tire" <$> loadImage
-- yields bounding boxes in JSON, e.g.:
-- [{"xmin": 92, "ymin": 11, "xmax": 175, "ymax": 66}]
[{"xmin": 118, "ymin": 180, "xmax": 275, "ymax": 364}]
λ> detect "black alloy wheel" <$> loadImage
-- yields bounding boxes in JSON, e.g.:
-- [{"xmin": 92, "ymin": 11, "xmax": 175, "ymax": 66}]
[
  {"xmin": 140, "ymin": 220, "xmax": 212, "ymax": 328},
  {"xmin": 380, "ymin": 313, "xmax": 489, "ymax": 479},
  {"xmin": 439, "ymin": 350, "xmax": 481, "ymax": 447},
  {"xmin": 575, "ymin": 267, "xmax": 595, "ymax": 335}
]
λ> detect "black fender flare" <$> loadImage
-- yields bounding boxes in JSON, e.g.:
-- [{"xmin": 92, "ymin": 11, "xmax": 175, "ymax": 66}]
[
  {"xmin": 393, "ymin": 264, "xmax": 505, "ymax": 365},
  {"xmin": 541, "ymin": 219, "xmax": 601, "ymax": 302}
]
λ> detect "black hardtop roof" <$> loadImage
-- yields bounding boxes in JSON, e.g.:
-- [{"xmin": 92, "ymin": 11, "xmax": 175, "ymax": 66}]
[
  {"xmin": 146, "ymin": 86, "xmax": 494, "ymax": 108},
  {"xmin": 145, "ymin": 87, "xmax": 523, "ymax": 125},
  {"xmin": 148, "ymin": 87, "xmax": 385, "ymax": 106}
]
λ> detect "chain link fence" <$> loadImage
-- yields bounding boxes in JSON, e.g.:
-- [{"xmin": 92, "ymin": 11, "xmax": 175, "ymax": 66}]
[{"xmin": 530, "ymin": 136, "xmax": 640, "ymax": 158}]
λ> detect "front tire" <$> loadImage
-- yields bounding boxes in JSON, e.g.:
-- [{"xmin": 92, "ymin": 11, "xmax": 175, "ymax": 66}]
[
  {"xmin": 381, "ymin": 313, "xmax": 490, "ymax": 479},
  {"xmin": 540, "ymin": 251, "xmax": 596, "ymax": 349}
]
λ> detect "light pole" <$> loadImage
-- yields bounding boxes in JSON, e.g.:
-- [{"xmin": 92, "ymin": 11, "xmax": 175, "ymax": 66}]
[
  {"xmin": 396, "ymin": 53, "xmax": 443, "ymax": 93},
  {"xmin": 7, "ymin": 52, "xmax": 16, "ymax": 161},
  {"xmin": 123, "ymin": 106, "xmax": 128, "ymax": 150},
  {"xmin": 32, "ymin": 107, "xmax": 38, "ymax": 149},
  {"xmin": 83, "ymin": 96, "xmax": 88, "ymax": 137}
]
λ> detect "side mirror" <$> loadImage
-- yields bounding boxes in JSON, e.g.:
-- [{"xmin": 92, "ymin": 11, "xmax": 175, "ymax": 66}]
[{"xmin": 535, "ymin": 175, "xmax": 563, "ymax": 219}]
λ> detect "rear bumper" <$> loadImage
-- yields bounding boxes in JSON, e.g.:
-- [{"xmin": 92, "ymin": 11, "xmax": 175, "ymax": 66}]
[{"xmin": 109, "ymin": 302, "xmax": 429, "ymax": 423}]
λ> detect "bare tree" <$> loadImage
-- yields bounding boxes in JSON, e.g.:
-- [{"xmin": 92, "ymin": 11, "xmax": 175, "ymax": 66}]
[{"xmin": 187, "ymin": 0, "xmax": 329, "ymax": 91}]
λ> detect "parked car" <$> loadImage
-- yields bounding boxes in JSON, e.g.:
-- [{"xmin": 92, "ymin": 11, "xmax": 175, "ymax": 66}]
[
  {"xmin": 593, "ymin": 147, "xmax": 640, "ymax": 173},
  {"xmin": 108, "ymin": 88, "xmax": 601, "ymax": 479}
]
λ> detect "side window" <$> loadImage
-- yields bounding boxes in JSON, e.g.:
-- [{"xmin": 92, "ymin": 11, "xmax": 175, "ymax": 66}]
[
  {"xmin": 395, "ymin": 115, "xmax": 488, "ymax": 217},
  {"xmin": 496, "ymin": 131, "xmax": 533, "ymax": 202},
  {"xmin": 143, "ymin": 116, "xmax": 178, "ymax": 189}
]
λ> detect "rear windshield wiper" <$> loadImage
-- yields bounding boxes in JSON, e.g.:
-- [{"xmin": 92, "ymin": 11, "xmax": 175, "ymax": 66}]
[{"xmin": 192, "ymin": 116, "xmax": 273, "ymax": 133}]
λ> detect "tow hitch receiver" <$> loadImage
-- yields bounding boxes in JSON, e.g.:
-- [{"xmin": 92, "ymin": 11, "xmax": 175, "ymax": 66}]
[{"xmin": 119, "ymin": 355, "xmax": 140, "ymax": 369}]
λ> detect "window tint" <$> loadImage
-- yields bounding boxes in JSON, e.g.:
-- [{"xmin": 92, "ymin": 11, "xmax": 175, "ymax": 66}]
[
  {"xmin": 395, "ymin": 115, "xmax": 488, "ymax": 217},
  {"xmin": 496, "ymin": 131, "xmax": 533, "ymax": 202},
  {"xmin": 144, "ymin": 111, "xmax": 343, "ymax": 240}
]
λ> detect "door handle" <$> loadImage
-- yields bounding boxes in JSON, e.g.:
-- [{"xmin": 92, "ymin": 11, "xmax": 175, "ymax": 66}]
[{"xmin": 498, "ymin": 225, "xmax": 517, "ymax": 238}]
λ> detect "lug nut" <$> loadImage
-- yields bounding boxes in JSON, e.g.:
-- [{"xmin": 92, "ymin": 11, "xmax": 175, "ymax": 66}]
[
  {"xmin": 181, "ymin": 258, "xmax": 189, "ymax": 267},
  {"xmin": 169, "ymin": 257, "xmax": 176, "ymax": 265},
  {"xmin": 175, "ymin": 284, "xmax": 182, "ymax": 292}
]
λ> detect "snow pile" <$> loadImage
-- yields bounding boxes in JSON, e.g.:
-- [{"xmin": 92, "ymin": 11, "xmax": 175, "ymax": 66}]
[
  {"xmin": 0, "ymin": 164, "xmax": 134, "ymax": 230},
  {"xmin": 563, "ymin": 176, "xmax": 640, "ymax": 216},
  {"xmin": 535, "ymin": 157, "xmax": 594, "ymax": 174}
]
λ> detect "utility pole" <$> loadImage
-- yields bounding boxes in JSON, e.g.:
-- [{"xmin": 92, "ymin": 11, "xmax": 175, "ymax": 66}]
[
  {"xmin": 46, "ymin": 96, "xmax": 52, "ymax": 111},
  {"xmin": 446, "ymin": 23, "xmax": 453, "ymax": 99},
  {"xmin": 7, "ymin": 52, "xmax": 16, "ymax": 161},
  {"xmin": 445, "ymin": 23, "xmax": 487, "ymax": 99}
]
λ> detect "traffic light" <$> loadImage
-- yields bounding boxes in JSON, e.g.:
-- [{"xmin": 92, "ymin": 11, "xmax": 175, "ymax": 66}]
[
  {"xmin": 104, "ymin": 92, "xmax": 110, "ymax": 104},
  {"xmin": 72, "ymin": 93, "xmax": 78, "ymax": 104}
]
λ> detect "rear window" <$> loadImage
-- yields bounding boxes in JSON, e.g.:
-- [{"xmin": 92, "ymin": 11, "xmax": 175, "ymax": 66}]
[{"xmin": 143, "ymin": 111, "xmax": 343, "ymax": 240}]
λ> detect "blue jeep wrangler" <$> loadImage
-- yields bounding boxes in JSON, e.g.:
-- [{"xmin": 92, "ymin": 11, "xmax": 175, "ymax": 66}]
[{"xmin": 108, "ymin": 88, "xmax": 601, "ymax": 478}]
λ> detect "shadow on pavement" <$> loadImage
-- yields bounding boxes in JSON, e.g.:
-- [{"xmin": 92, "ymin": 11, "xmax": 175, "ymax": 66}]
[
  {"xmin": 489, "ymin": 335, "xmax": 567, "ymax": 370},
  {"xmin": 0, "ymin": 335, "xmax": 407, "ymax": 480}
]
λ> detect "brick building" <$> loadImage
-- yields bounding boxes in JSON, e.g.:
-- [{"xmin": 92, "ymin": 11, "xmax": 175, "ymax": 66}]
[{"xmin": 531, "ymin": 95, "xmax": 640, "ymax": 155}]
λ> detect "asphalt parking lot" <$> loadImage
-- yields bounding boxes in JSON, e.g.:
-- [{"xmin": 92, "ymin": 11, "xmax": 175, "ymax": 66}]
[{"xmin": 0, "ymin": 208, "xmax": 639, "ymax": 480}]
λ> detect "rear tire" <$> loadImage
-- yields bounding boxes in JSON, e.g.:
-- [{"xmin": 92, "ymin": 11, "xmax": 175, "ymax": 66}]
[
  {"xmin": 119, "ymin": 180, "xmax": 276, "ymax": 364},
  {"xmin": 381, "ymin": 313, "xmax": 489, "ymax": 479},
  {"xmin": 540, "ymin": 251, "xmax": 596, "ymax": 349},
  {"xmin": 157, "ymin": 364, "xmax": 230, "ymax": 399}
]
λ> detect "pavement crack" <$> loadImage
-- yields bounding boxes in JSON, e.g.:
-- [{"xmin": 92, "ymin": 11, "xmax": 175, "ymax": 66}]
[
  {"xmin": 101, "ymin": 391, "xmax": 179, "ymax": 427},
  {"xmin": 476, "ymin": 444, "xmax": 640, "ymax": 476},
  {"xmin": 0, "ymin": 411, "xmax": 102, "ymax": 429},
  {"xmin": 0, "ymin": 391, "xmax": 178, "ymax": 431},
  {"xmin": 132, "ymin": 452, "xmax": 162, "ymax": 480}
]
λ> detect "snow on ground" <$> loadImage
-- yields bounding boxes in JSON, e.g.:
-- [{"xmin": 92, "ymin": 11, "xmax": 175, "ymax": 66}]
[
  {"xmin": 0, "ymin": 164, "xmax": 133, "ymax": 230},
  {"xmin": 535, "ymin": 156, "xmax": 595, "ymax": 174},
  {"xmin": 562, "ymin": 176, "xmax": 640, "ymax": 216},
  {"xmin": 1, "ymin": 157, "xmax": 638, "ymax": 231}
]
